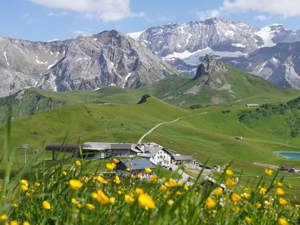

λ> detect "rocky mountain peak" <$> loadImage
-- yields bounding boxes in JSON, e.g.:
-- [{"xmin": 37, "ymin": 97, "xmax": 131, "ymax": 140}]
[{"xmin": 195, "ymin": 55, "xmax": 228, "ymax": 79}]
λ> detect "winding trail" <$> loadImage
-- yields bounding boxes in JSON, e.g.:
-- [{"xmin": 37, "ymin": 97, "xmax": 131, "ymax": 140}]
[{"xmin": 137, "ymin": 112, "xmax": 208, "ymax": 144}]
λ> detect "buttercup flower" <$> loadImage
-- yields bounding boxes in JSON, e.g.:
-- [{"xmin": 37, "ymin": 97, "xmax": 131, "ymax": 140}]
[
  {"xmin": 138, "ymin": 193, "xmax": 156, "ymax": 210},
  {"xmin": 278, "ymin": 217, "xmax": 289, "ymax": 225},
  {"xmin": 205, "ymin": 197, "xmax": 216, "ymax": 209},
  {"xmin": 125, "ymin": 194, "xmax": 134, "ymax": 204},
  {"xmin": 69, "ymin": 179, "xmax": 83, "ymax": 191},
  {"xmin": 0, "ymin": 214, "xmax": 8, "ymax": 222},
  {"xmin": 106, "ymin": 163, "xmax": 116, "ymax": 171},
  {"xmin": 231, "ymin": 193, "xmax": 241, "ymax": 202},
  {"xmin": 86, "ymin": 203, "xmax": 95, "ymax": 210},
  {"xmin": 42, "ymin": 200, "xmax": 51, "ymax": 210},
  {"xmin": 145, "ymin": 168, "xmax": 152, "ymax": 174},
  {"xmin": 226, "ymin": 169, "xmax": 234, "ymax": 176},
  {"xmin": 276, "ymin": 188, "xmax": 285, "ymax": 196},
  {"xmin": 264, "ymin": 168, "xmax": 273, "ymax": 176},
  {"xmin": 213, "ymin": 187, "xmax": 223, "ymax": 196}
]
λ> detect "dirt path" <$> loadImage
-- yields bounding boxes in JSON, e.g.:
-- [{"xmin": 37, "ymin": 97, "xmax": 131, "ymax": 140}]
[{"xmin": 137, "ymin": 112, "xmax": 208, "ymax": 144}]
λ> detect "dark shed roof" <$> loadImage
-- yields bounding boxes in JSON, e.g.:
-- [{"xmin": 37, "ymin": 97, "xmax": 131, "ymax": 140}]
[
  {"xmin": 45, "ymin": 144, "xmax": 79, "ymax": 152},
  {"xmin": 110, "ymin": 143, "xmax": 133, "ymax": 150}
]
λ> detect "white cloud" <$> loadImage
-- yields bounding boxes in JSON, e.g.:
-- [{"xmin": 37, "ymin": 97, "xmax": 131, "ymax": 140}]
[
  {"xmin": 197, "ymin": 9, "xmax": 221, "ymax": 20},
  {"xmin": 221, "ymin": 0, "xmax": 300, "ymax": 17},
  {"xmin": 29, "ymin": 0, "xmax": 143, "ymax": 21},
  {"xmin": 255, "ymin": 15, "xmax": 268, "ymax": 21}
]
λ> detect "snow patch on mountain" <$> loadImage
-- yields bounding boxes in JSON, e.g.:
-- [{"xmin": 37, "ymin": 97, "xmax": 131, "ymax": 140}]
[
  {"xmin": 127, "ymin": 31, "xmax": 144, "ymax": 40},
  {"xmin": 123, "ymin": 72, "xmax": 133, "ymax": 88},
  {"xmin": 3, "ymin": 51, "xmax": 9, "ymax": 66},
  {"xmin": 232, "ymin": 43, "xmax": 246, "ymax": 48},
  {"xmin": 255, "ymin": 27, "xmax": 276, "ymax": 47},
  {"xmin": 164, "ymin": 47, "xmax": 246, "ymax": 66}
]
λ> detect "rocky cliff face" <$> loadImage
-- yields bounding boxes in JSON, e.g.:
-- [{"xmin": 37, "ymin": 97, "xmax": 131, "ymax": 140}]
[
  {"xmin": 230, "ymin": 42, "xmax": 300, "ymax": 89},
  {"xmin": 0, "ymin": 30, "xmax": 175, "ymax": 97}
]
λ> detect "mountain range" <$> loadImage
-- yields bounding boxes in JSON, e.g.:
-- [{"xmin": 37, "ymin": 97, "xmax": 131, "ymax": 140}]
[
  {"xmin": 130, "ymin": 18, "xmax": 300, "ymax": 88},
  {"xmin": 1, "ymin": 17, "xmax": 300, "ymax": 97},
  {"xmin": 0, "ymin": 30, "xmax": 175, "ymax": 97}
]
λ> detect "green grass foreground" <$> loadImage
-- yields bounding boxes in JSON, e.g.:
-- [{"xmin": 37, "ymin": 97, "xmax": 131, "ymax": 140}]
[{"xmin": 0, "ymin": 159, "xmax": 299, "ymax": 225}]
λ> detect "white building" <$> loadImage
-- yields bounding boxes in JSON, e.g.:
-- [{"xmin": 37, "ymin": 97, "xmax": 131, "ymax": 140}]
[{"xmin": 150, "ymin": 148, "xmax": 173, "ymax": 168}]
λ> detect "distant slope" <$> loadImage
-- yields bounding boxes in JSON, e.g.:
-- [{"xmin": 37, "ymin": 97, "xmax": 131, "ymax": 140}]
[{"xmin": 143, "ymin": 56, "xmax": 300, "ymax": 107}]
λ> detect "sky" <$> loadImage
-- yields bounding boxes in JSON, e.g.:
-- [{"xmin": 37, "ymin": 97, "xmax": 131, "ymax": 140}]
[{"xmin": 1, "ymin": 0, "xmax": 300, "ymax": 41}]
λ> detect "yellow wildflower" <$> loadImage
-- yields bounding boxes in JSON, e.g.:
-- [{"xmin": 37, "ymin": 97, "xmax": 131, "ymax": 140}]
[
  {"xmin": 213, "ymin": 187, "xmax": 223, "ymax": 196},
  {"xmin": 0, "ymin": 214, "xmax": 8, "ymax": 222},
  {"xmin": 167, "ymin": 199, "xmax": 174, "ymax": 206},
  {"xmin": 255, "ymin": 202, "xmax": 262, "ymax": 209},
  {"xmin": 125, "ymin": 194, "xmax": 134, "ymax": 204},
  {"xmin": 279, "ymin": 197, "xmax": 288, "ymax": 205},
  {"xmin": 42, "ymin": 200, "xmax": 51, "ymax": 210},
  {"xmin": 138, "ymin": 193, "xmax": 156, "ymax": 210},
  {"xmin": 205, "ymin": 197, "xmax": 216, "ymax": 209},
  {"xmin": 23, "ymin": 221, "xmax": 30, "ymax": 225},
  {"xmin": 106, "ymin": 163, "xmax": 116, "ymax": 171},
  {"xmin": 225, "ymin": 178, "xmax": 236, "ymax": 188},
  {"xmin": 71, "ymin": 198, "xmax": 80, "ymax": 205},
  {"xmin": 165, "ymin": 178, "xmax": 177, "ymax": 187},
  {"xmin": 150, "ymin": 175, "xmax": 158, "ymax": 183},
  {"xmin": 86, "ymin": 203, "xmax": 95, "ymax": 210},
  {"xmin": 265, "ymin": 168, "xmax": 273, "ymax": 176},
  {"xmin": 135, "ymin": 188, "xmax": 144, "ymax": 195},
  {"xmin": 75, "ymin": 160, "xmax": 81, "ymax": 167},
  {"xmin": 96, "ymin": 190, "xmax": 110, "ymax": 205},
  {"xmin": 277, "ymin": 182, "xmax": 283, "ymax": 187},
  {"xmin": 160, "ymin": 184, "xmax": 167, "ymax": 192},
  {"xmin": 144, "ymin": 167, "xmax": 152, "ymax": 174},
  {"xmin": 91, "ymin": 192, "xmax": 98, "ymax": 199},
  {"xmin": 245, "ymin": 217, "xmax": 252, "ymax": 223},
  {"xmin": 81, "ymin": 176, "xmax": 89, "ymax": 184},
  {"xmin": 113, "ymin": 158, "xmax": 120, "ymax": 164},
  {"xmin": 278, "ymin": 217, "xmax": 289, "ymax": 225},
  {"xmin": 137, "ymin": 173, "xmax": 143, "ymax": 179},
  {"xmin": 10, "ymin": 220, "xmax": 19, "ymax": 225},
  {"xmin": 20, "ymin": 179, "xmax": 29, "ymax": 192},
  {"xmin": 94, "ymin": 176, "xmax": 108, "ymax": 185},
  {"xmin": 113, "ymin": 175, "xmax": 121, "ymax": 185},
  {"xmin": 11, "ymin": 203, "xmax": 18, "ymax": 208},
  {"xmin": 241, "ymin": 192, "xmax": 251, "ymax": 199},
  {"xmin": 183, "ymin": 184, "xmax": 189, "ymax": 191},
  {"xmin": 69, "ymin": 179, "xmax": 83, "ymax": 191},
  {"xmin": 231, "ymin": 193, "xmax": 241, "ymax": 202},
  {"xmin": 109, "ymin": 197, "xmax": 116, "ymax": 204},
  {"xmin": 226, "ymin": 169, "xmax": 234, "ymax": 176},
  {"xmin": 259, "ymin": 187, "xmax": 267, "ymax": 195},
  {"xmin": 276, "ymin": 188, "xmax": 285, "ymax": 196}
]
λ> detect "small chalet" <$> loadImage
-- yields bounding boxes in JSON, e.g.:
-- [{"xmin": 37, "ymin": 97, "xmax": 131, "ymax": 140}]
[
  {"xmin": 116, "ymin": 158, "xmax": 155, "ymax": 176},
  {"xmin": 246, "ymin": 104, "xmax": 259, "ymax": 108}
]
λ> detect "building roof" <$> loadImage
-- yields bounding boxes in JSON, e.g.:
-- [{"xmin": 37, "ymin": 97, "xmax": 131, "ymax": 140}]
[
  {"xmin": 45, "ymin": 144, "xmax": 79, "ymax": 152},
  {"xmin": 110, "ymin": 143, "xmax": 133, "ymax": 150},
  {"xmin": 172, "ymin": 155, "xmax": 194, "ymax": 161},
  {"xmin": 82, "ymin": 142, "xmax": 111, "ymax": 151},
  {"xmin": 82, "ymin": 142, "xmax": 136, "ymax": 151},
  {"xmin": 119, "ymin": 158, "xmax": 155, "ymax": 170}
]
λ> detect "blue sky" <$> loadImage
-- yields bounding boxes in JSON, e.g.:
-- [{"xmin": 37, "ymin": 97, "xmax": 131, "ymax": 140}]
[{"xmin": 1, "ymin": 0, "xmax": 300, "ymax": 41}]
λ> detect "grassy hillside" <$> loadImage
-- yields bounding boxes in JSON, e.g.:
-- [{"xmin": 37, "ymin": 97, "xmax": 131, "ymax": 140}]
[
  {"xmin": 1, "ymin": 96, "xmax": 300, "ymax": 193},
  {"xmin": 143, "ymin": 66, "xmax": 300, "ymax": 107}
]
